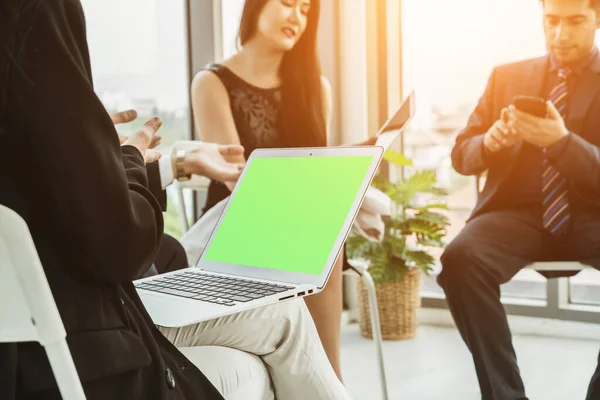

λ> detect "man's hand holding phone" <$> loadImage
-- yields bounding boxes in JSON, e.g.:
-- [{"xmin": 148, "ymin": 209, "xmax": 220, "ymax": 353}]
[
  {"xmin": 508, "ymin": 98, "xmax": 569, "ymax": 149},
  {"xmin": 484, "ymin": 108, "xmax": 520, "ymax": 153}
]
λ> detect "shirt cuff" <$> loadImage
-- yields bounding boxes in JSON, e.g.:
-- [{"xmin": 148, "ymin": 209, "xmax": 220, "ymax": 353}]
[
  {"xmin": 158, "ymin": 154, "xmax": 174, "ymax": 189},
  {"xmin": 544, "ymin": 132, "xmax": 571, "ymax": 159}
]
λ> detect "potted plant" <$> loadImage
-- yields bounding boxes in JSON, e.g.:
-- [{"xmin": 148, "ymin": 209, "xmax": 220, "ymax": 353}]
[{"xmin": 347, "ymin": 150, "xmax": 450, "ymax": 340}]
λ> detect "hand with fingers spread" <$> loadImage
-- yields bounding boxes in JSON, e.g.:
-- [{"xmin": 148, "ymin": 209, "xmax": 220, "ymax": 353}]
[
  {"xmin": 483, "ymin": 108, "xmax": 520, "ymax": 153},
  {"xmin": 508, "ymin": 101, "xmax": 569, "ymax": 148},
  {"xmin": 111, "ymin": 109, "xmax": 162, "ymax": 150},
  {"xmin": 120, "ymin": 116, "xmax": 163, "ymax": 163},
  {"xmin": 177, "ymin": 142, "xmax": 245, "ymax": 184}
]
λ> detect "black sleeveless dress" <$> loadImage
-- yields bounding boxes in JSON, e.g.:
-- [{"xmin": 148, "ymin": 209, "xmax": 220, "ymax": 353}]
[{"xmin": 202, "ymin": 63, "xmax": 285, "ymax": 213}]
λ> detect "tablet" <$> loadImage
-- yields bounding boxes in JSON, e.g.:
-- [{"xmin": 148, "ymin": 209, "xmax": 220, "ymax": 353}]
[{"xmin": 375, "ymin": 90, "xmax": 416, "ymax": 150}]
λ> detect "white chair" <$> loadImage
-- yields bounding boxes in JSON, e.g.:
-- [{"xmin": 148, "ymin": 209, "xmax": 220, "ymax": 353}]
[
  {"xmin": 173, "ymin": 182, "xmax": 390, "ymax": 400},
  {"xmin": 0, "ymin": 205, "xmax": 86, "ymax": 400}
]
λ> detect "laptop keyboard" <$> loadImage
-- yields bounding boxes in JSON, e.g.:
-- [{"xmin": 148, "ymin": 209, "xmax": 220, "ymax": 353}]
[{"xmin": 135, "ymin": 271, "xmax": 294, "ymax": 306}]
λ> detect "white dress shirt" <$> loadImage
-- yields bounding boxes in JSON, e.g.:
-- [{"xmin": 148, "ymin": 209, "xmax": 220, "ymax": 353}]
[
  {"xmin": 158, "ymin": 141, "xmax": 209, "ymax": 189},
  {"xmin": 158, "ymin": 154, "xmax": 174, "ymax": 190}
]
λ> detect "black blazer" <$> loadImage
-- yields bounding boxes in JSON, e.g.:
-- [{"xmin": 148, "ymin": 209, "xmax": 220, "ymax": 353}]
[
  {"xmin": 453, "ymin": 55, "xmax": 600, "ymax": 220},
  {"xmin": 0, "ymin": 1, "xmax": 221, "ymax": 399}
]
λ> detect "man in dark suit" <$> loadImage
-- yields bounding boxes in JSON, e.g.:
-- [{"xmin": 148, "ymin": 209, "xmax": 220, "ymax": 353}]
[{"xmin": 439, "ymin": 0, "xmax": 600, "ymax": 399}]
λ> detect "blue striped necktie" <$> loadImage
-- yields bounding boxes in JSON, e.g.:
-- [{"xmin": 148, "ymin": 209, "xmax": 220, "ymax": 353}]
[{"xmin": 542, "ymin": 67, "xmax": 571, "ymax": 235}]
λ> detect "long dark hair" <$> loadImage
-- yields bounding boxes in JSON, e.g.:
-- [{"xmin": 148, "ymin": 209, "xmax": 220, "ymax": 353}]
[{"xmin": 238, "ymin": 0, "xmax": 326, "ymax": 147}]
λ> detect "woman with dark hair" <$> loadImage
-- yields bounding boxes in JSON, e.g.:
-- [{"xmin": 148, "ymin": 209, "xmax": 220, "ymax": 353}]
[
  {"xmin": 191, "ymin": 0, "xmax": 367, "ymax": 379},
  {"xmin": 0, "ymin": 0, "xmax": 351, "ymax": 399}
]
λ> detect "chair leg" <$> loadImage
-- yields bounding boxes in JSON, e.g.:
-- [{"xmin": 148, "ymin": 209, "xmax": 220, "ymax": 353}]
[
  {"xmin": 176, "ymin": 186, "xmax": 190, "ymax": 233},
  {"xmin": 361, "ymin": 270, "xmax": 389, "ymax": 400},
  {"xmin": 45, "ymin": 340, "xmax": 87, "ymax": 400}
]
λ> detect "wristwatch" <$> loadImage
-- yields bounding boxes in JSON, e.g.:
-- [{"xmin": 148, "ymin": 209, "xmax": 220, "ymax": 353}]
[{"xmin": 174, "ymin": 149, "xmax": 192, "ymax": 182}]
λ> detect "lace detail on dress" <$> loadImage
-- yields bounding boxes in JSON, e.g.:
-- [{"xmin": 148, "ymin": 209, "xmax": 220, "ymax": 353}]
[
  {"xmin": 229, "ymin": 87, "xmax": 281, "ymax": 152},
  {"xmin": 205, "ymin": 63, "xmax": 283, "ymax": 156}
]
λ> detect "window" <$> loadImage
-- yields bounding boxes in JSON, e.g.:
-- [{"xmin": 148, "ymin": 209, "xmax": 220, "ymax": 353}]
[
  {"xmin": 401, "ymin": 0, "xmax": 547, "ymax": 300},
  {"xmin": 80, "ymin": 0, "xmax": 190, "ymax": 238},
  {"xmin": 220, "ymin": 0, "xmax": 246, "ymax": 60}
]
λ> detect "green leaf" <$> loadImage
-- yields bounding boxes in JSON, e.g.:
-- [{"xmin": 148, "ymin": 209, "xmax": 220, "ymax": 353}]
[
  {"xmin": 392, "ymin": 170, "xmax": 442, "ymax": 205},
  {"xmin": 405, "ymin": 250, "xmax": 436, "ymax": 273},
  {"xmin": 412, "ymin": 203, "xmax": 449, "ymax": 212},
  {"xmin": 412, "ymin": 211, "xmax": 450, "ymax": 226},
  {"xmin": 372, "ymin": 174, "xmax": 396, "ymax": 197},
  {"xmin": 350, "ymin": 159, "xmax": 450, "ymax": 283},
  {"xmin": 346, "ymin": 234, "xmax": 378, "ymax": 260},
  {"xmin": 429, "ymin": 187, "xmax": 449, "ymax": 196},
  {"xmin": 384, "ymin": 150, "xmax": 413, "ymax": 167},
  {"xmin": 418, "ymin": 238, "xmax": 446, "ymax": 247}
]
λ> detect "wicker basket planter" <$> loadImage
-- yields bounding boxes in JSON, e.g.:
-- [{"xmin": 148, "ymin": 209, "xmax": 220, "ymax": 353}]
[{"xmin": 356, "ymin": 269, "xmax": 421, "ymax": 340}]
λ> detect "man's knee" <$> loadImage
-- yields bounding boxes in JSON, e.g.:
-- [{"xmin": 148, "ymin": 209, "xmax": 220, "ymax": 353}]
[
  {"xmin": 255, "ymin": 298, "xmax": 307, "ymax": 321},
  {"xmin": 438, "ymin": 238, "xmax": 480, "ymax": 288},
  {"xmin": 279, "ymin": 298, "xmax": 310, "ymax": 318}
]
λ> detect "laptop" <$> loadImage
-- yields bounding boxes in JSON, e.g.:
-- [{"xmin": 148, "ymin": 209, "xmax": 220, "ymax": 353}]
[
  {"xmin": 135, "ymin": 146, "xmax": 384, "ymax": 327},
  {"xmin": 376, "ymin": 90, "xmax": 416, "ymax": 150}
]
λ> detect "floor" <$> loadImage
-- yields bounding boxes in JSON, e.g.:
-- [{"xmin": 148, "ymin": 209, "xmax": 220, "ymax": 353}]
[{"xmin": 340, "ymin": 322, "xmax": 599, "ymax": 400}]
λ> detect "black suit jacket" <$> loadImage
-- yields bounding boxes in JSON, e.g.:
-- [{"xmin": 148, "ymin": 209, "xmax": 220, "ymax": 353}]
[
  {"xmin": 0, "ymin": 1, "xmax": 221, "ymax": 399},
  {"xmin": 453, "ymin": 55, "xmax": 600, "ymax": 220}
]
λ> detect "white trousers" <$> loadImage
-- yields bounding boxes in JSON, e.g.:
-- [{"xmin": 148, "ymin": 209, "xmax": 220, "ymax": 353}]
[{"xmin": 158, "ymin": 300, "xmax": 350, "ymax": 400}]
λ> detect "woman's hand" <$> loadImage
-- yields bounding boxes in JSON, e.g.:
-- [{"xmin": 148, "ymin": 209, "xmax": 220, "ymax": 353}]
[{"xmin": 181, "ymin": 143, "xmax": 245, "ymax": 183}]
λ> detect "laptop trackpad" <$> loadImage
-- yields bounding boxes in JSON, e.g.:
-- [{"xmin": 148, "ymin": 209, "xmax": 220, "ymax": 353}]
[{"xmin": 139, "ymin": 292, "xmax": 187, "ymax": 323}]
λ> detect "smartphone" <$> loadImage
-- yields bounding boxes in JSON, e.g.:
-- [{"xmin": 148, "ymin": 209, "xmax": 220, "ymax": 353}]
[{"xmin": 513, "ymin": 95, "xmax": 547, "ymax": 118}]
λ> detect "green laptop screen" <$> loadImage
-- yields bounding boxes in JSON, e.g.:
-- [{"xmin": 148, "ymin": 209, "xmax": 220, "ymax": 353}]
[{"xmin": 203, "ymin": 156, "xmax": 374, "ymax": 275}]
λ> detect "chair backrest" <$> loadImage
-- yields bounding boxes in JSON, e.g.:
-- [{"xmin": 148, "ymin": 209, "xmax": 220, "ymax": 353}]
[
  {"xmin": 0, "ymin": 205, "xmax": 66, "ymax": 346},
  {"xmin": 0, "ymin": 205, "xmax": 86, "ymax": 399}
]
